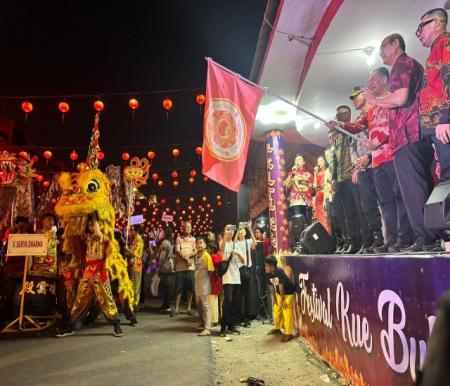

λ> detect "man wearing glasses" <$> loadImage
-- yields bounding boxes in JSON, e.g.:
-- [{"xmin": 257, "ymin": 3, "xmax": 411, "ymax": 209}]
[
  {"xmin": 363, "ymin": 33, "xmax": 439, "ymax": 252},
  {"xmin": 417, "ymin": 8, "xmax": 450, "ymax": 184}
]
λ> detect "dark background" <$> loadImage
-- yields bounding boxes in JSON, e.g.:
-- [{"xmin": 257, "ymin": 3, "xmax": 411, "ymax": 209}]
[{"xmin": 0, "ymin": 0, "xmax": 267, "ymax": 231}]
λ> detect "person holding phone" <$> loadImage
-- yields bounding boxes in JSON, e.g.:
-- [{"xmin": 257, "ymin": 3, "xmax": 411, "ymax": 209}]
[{"xmin": 219, "ymin": 224, "xmax": 244, "ymax": 337}]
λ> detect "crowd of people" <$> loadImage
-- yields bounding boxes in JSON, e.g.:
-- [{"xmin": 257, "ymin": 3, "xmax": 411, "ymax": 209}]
[
  {"xmin": 0, "ymin": 214, "xmax": 296, "ymax": 341},
  {"xmin": 287, "ymin": 8, "xmax": 450, "ymax": 254}
]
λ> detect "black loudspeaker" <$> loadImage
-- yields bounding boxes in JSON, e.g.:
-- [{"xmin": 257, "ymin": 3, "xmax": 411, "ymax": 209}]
[
  {"xmin": 425, "ymin": 180, "xmax": 450, "ymax": 231},
  {"xmin": 300, "ymin": 221, "xmax": 334, "ymax": 254}
]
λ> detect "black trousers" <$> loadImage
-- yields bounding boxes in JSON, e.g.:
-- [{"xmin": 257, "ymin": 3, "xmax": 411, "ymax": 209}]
[
  {"xmin": 221, "ymin": 284, "xmax": 241, "ymax": 331},
  {"xmin": 431, "ymin": 134, "xmax": 450, "ymax": 182},
  {"xmin": 328, "ymin": 195, "xmax": 347, "ymax": 246},
  {"xmin": 335, "ymin": 179, "xmax": 359, "ymax": 245},
  {"xmin": 393, "ymin": 140, "xmax": 437, "ymax": 245},
  {"xmin": 373, "ymin": 161, "xmax": 412, "ymax": 245},
  {"xmin": 160, "ymin": 272, "xmax": 176, "ymax": 309},
  {"xmin": 351, "ymin": 181, "xmax": 371, "ymax": 247},
  {"xmin": 356, "ymin": 168, "xmax": 383, "ymax": 234}
]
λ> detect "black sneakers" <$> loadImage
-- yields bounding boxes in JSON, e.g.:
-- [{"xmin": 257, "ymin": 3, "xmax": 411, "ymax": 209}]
[
  {"xmin": 113, "ymin": 323, "xmax": 123, "ymax": 337},
  {"xmin": 129, "ymin": 317, "xmax": 138, "ymax": 327},
  {"xmin": 55, "ymin": 328, "xmax": 75, "ymax": 338}
]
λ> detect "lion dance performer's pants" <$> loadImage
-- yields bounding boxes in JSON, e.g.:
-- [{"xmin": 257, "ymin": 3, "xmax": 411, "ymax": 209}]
[
  {"xmin": 129, "ymin": 269, "xmax": 142, "ymax": 311},
  {"xmin": 273, "ymin": 293, "xmax": 294, "ymax": 336},
  {"xmin": 71, "ymin": 261, "xmax": 119, "ymax": 323}
]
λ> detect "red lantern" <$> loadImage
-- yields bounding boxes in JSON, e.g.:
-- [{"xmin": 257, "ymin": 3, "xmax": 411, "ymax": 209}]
[
  {"xmin": 218, "ymin": 201, "xmax": 222, "ymax": 206},
  {"xmin": 97, "ymin": 151, "xmax": 105, "ymax": 160},
  {"xmin": 43, "ymin": 150, "xmax": 52, "ymax": 160},
  {"xmin": 36, "ymin": 175, "xmax": 44, "ymax": 182},
  {"xmin": 162, "ymin": 98, "xmax": 173, "ymax": 110},
  {"xmin": 58, "ymin": 101, "xmax": 70, "ymax": 113},
  {"xmin": 202, "ymin": 196, "xmax": 207, "ymax": 202},
  {"xmin": 171, "ymin": 170, "xmax": 178, "ymax": 179},
  {"xmin": 172, "ymin": 148, "xmax": 180, "ymax": 158},
  {"xmin": 173, "ymin": 180, "xmax": 179, "ymax": 187},
  {"xmin": 148, "ymin": 151, "xmax": 155, "ymax": 160},
  {"xmin": 161, "ymin": 199, "xmax": 166, "ymax": 204},
  {"xmin": 190, "ymin": 170, "xmax": 197, "ymax": 177},
  {"xmin": 196, "ymin": 94, "xmax": 206, "ymax": 105},
  {"xmin": 189, "ymin": 177, "xmax": 195, "ymax": 184},
  {"xmin": 189, "ymin": 197, "xmax": 194, "ymax": 202},
  {"xmin": 158, "ymin": 180, "xmax": 164, "ymax": 187},
  {"xmin": 94, "ymin": 100, "xmax": 104, "ymax": 112},
  {"xmin": 21, "ymin": 102, "xmax": 33, "ymax": 113},
  {"xmin": 69, "ymin": 150, "xmax": 78, "ymax": 161},
  {"xmin": 203, "ymin": 176, "xmax": 209, "ymax": 182},
  {"xmin": 51, "ymin": 198, "xmax": 57, "ymax": 205},
  {"xmin": 43, "ymin": 181, "xmax": 50, "ymax": 188},
  {"xmin": 175, "ymin": 198, "xmax": 180, "ymax": 205},
  {"xmin": 195, "ymin": 146, "xmax": 203, "ymax": 155},
  {"xmin": 19, "ymin": 151, "xmax": 28, "ymax": 160},
  {"xmin": 129, "ymin": 98, "xmax": 139, "ymax": 110},
  {"xmin": 152, "ymin": 173, "xmax": 159, "ymax": 181},
  {"xmin": 122, "ymin": 152, "xmax": 130, "ymax": 161},
  {"xmin": 31, "ymin": 155, "xmax": 39, "ymax": 164}
]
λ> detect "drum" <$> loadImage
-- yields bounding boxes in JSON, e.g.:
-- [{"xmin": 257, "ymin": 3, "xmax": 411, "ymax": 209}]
[{"xmin": 14, "ymin": 275, "xmax": 57, "ymax": 316}]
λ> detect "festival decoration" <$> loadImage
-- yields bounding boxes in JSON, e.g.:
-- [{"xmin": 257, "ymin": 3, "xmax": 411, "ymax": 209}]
[
  {"xmin": 31, "ymin": 155, "xmax": 39, "ymax": 164},
  {"xmin": 171, "ymin": 170, "xmax": 178, "ymax": 179},
  {"xmin": 190, "ymin": 170, "xmax": 197, "ymax": 177},
  {"xmin": 196, "ymin": 146, "xmax": 203, "ymax": 155},
  {"xmin": 35, "ymin": 174, "xmax": 44, "ymax": 182},
  {"xmin": 21, "ymin": 101, "xmax": 33, "ymax": 113},
  {"xmin": 94, "ymin": 100, "xmax": 104, "ymax": 112},
  {"xmin": 19, "ymin": 151, "xmax": 28, "ymax": 160},
  {"xmin": 158, "ymin": 180, "xmax": 163, "ymax": 187},
  {"xmin": 96, "ymin": 151, "xmax": 105, "ymax": 160},
  {"xmin": 128, "ymin": 98, "xmax": 139, "ymax": 110},
  {"xmin": 172, "ymin": 148, "xmax": 180, "ymax": 158},
  {"xmin": 43, "ymin": 150, "xmax": 52, "ymax": 160},
  {"xmin": 162, "ymin": 98, "xmax": 173, "ymax": 110},
  {"xmin": 203, "ymin": 176, "xmax": 208, "ymax": 182},
  {"xmin": 122, "ymin": 152, "xmax": 130, "ymax": 161},
  {"xmin": 148, "ymin": 151, "xmax": 155, "ymax": 160},
  {"xmin": 58, "ymin": 101, "xmax": 70, "ymax": 113},
  {"xmin": 43, "ymin": 181, "xmax": 50, "ymax": 188},
  {"xmin": 86, "ymin": 112, "xmax": 101, "ymax": 169},
  {"xmin": 173, "ymin": 180, "xmax": 179, "ymax": 187},
  {"xmin": 196, "ymin": 94, "xmax": 206, "ymax": 105},
  {"xmin": 69, "ymin": 150, "xmax": 79, "ymax": 161},
  {"xmin": 123, "ymin": 156, "xmax": 149, "ymax": 245},
  {"xmin": 152, "ymin": 173, "xmax": 159, "ymax": 181},
  {"xmin": 189, "ymin": 177, "xmax": 195, "ymax": 184}
]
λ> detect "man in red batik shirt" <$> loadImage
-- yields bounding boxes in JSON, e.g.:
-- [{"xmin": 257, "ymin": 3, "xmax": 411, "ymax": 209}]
[
  {"xmin": 363, "ymin": 33, "xmax": 439, "ymax": 252},
  {"xmin": 417, "ymin": 8, "xmax": 450, "ymax": 183}
]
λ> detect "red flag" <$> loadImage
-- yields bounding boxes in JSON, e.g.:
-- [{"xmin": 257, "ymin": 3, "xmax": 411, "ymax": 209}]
[{"xmin": 202, "ymin": 59, "xmax": 263, "ymax": 192}]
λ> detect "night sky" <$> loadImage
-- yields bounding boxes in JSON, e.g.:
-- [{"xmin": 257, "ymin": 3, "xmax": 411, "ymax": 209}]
[{"xmin": 0, "ymin": 1, "xmax": 267, "ymax": 227}]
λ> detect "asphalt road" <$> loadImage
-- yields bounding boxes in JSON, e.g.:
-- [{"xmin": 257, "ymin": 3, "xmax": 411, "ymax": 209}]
[{"xmin": 0, "ymin": 310, "xmax": 216, "ymax": 386}]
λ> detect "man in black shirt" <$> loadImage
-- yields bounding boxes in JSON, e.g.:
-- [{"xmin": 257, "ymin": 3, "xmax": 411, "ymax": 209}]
[{"xmin": 264, "ymin": 255, "xmax": 295, "ymax": 342}]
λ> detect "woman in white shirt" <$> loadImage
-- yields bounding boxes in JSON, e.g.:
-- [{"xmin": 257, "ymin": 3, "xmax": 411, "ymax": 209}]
[{"xmin": 219, "ymin": 224, "xmax": 244, "ymax": 337}]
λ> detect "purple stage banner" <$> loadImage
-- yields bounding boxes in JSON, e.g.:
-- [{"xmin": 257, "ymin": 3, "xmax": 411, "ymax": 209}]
[{"xmin": 285, "ymin": 254, "xmax": 450, "ymax": 386}]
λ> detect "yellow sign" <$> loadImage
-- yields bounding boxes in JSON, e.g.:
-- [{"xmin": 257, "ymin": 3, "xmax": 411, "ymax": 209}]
[{"xmin": 7, "ymin": 234, "xmax": 48, "ymax": 256}]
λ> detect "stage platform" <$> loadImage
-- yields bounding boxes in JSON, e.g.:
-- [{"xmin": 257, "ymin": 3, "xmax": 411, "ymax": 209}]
[{"xmin": 284, "ymin": 252, "xmax": 450, "ymax": 386}]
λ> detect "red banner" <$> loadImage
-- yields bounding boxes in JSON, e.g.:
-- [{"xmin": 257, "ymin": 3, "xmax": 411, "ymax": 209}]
[{"xmin": 202, "ymin": 59, "xmax": 263, "ymax": 192}]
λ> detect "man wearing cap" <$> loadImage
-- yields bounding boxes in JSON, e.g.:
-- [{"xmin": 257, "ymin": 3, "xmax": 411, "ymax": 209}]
[
  {"xmin": 417, "ymin": 8, "xmax": 450, "ymax": 183},
  {"xmin": 328, "ymin": 88, "xmax": 383, "ymax": 254},
  {"xmin": 334, "ymin": 72, "xmax": 414, "ymax": 253},
  {"xmin": 363, "ymin": 33, "xmax": 439, "ymax": 252}
]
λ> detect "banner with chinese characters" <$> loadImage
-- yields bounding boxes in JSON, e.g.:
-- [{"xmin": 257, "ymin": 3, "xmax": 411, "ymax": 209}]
[
  {"xmin": 285, "ymin": 254, "xmax": 450, "ymax": 386},
  {"xmin": 266, "ymin": 130, "xmax": 289, "ymax": 252}
]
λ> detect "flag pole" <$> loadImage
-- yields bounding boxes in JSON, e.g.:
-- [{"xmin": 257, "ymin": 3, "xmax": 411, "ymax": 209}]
[{"xmin": 205, "ymin": 57, "xmax": 361, "ymax": 141}]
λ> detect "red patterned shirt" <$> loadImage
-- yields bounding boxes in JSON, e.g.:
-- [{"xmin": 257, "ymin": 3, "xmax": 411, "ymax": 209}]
[
  {"xmin": 419, "ymin": 32, "xmax": 450, "ymax": 136},
  {"xmin": 388, "ymin": 53, "xmax": 424, "ymax": 154},
  {"xmin": 341, "ymin": 107, "xmax": 392, "ymax": 169}
]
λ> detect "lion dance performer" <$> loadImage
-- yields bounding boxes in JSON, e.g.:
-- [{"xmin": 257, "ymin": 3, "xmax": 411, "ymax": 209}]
[
  {"xmin": 55, "ymin": 113, "xmax": 134, "ymax": 337},
  {"xmin": 125, "ymin": 225, "xmax": 144, "ymax": 312}
]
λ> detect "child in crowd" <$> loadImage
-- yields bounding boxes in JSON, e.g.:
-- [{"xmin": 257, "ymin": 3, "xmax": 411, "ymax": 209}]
[
  {"xmin": 264, "ymin": 255, "xmax": 295, "ymax": 342},
  {"xmin": 207, "ymin": 241, "xmax": 223, "ymax": 326},
  {"xmin": 194, "ymin": 237, "xmax": 214, "ymax": 336}
]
